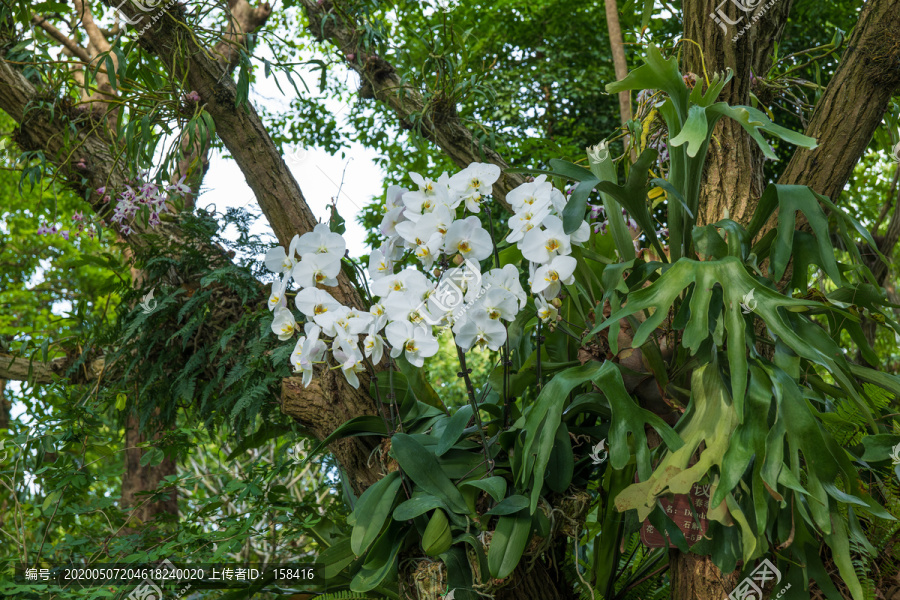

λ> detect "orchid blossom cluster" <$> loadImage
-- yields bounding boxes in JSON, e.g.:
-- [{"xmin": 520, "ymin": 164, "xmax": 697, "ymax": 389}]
[
  {"xmin": 98, "ymin": 174, "xmax": 193, "ymax": 235},
  {"xmin": 264, "ymin": 162, "xmax": 596, "ymax": 391},
  {"xmin": 36, "ymin": 211, "xmax": 95, "ymax": 241}
]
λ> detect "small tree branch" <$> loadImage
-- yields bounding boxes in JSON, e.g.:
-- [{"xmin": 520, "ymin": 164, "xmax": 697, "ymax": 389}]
[
  {"xmin": 31, "ymin": 15, "xmax": 92, "ymax": 63},
  {"xmin": 298, "ymin": 0, "xmax": 524, "ymax": 210}
]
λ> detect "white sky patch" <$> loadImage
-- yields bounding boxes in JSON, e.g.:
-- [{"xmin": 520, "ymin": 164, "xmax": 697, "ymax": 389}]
[{"xmin": 198, "ymin": 45, "xmax": 384, "ymax": 259}]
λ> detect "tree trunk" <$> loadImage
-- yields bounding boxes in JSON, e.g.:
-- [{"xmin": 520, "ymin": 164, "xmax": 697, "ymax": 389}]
[
  {"xmin": 668, "ymin": 550, "xmax": 741, "ymax": 599},
  {"xmin": 120, "ymin": 413, "xmax": 179, "ymax": 531}
]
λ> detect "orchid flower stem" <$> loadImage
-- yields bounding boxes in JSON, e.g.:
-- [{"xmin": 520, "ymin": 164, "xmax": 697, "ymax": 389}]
[
  {"xmin": 502, "ymin": 327, "xmax": 511, "ymax": 429},
  {"xmin": 455, "ymin": 344, "xmax": 494, "ymax": 474},
  {"xmin": 536, "ymin": 319, "xmax": 543, "ymax": 391},
  {"xmin": 364, "ymin": 356, "xmax": 392, "ymax": 435},
  {"xmin": 486, "ymin": 204, "xmax": 501, "ymax": 269}
]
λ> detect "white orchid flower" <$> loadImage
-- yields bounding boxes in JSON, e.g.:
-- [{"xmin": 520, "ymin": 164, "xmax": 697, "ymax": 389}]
[
  {"xmin": 271, "ymin": 306, "xmax": 297, "ymax": 340},
  {"xmin": 532, "ymin": 255, "xmax": 577, "ymax": 298},
  {"xmin": 402, "ymin": 172, "xmax": 452, "ymax": 218},
  {"xmin": 386, "ymin": 185, "xmax": 409, "ymax": 210},
  {"xmin": 414, "ymin": 233, "xmax": 445, "ymax": 269},
  {"xmin": 535, "ymin": 296, "xmax": 558, "ymax": 324},
  {"xmin": 369, "ymin": 303, "xmax": 388, "ymax": 332},
  {"xmin": 506, "ymin": 175, "xmax": 552, "ymax": 213},
  {"xmin": 454, "ymin": 309, "xmax": 507, "ymax": 351},
  {"xmin": 549, "ymin": 187, "xmax": 568, "ymax": 214},
  {"xmin": 363, "ymin": 328, "xmax": 385, "ymax": 364},
  {"xmin": 264, "ymin": 234, "xmax": 301, "ymax": 278},
  {"xmin": 333, "ymin": 346, "xmax": 366, "ymax": 389},
  {"xmin": 520, "ymin": 215, "xmax": 572, "ymax": 263},
  {"xmin": 444, "ymin": 216, "xmax": 494, "ymax": 262},
  {"xmin": 380, "ymin": 206, "xmax": 407, "ymax": 237},
  {"xmin": 478, "ymin": 287, "xmax": 519, "ymax": 321},
  {"xmin": 368, "ymin": 249, "xmax": 392, "ymax": 280},
  {"xmin": 449, "ymin": 163, "xmax": 501, "ymax": 213},
  {"xmin": 295, "ymin": 287, "xmax": 341, "ymax": 319},
  {"xmin": 292, "ymin": 252, "xmax": 342, "ymax": 288},
  {"xmin": 268, "ymin": 279, "xmax": 288, "ymax": 311},
  {"xmin": 291, "ymin": 324, "xmax": 326, "ymax": 387},
  {"xmin": 570, "ymin": 221, "xmax": 591, "ymax": 245},
  {"xmin": 296, "ymin": 223, "xmax": 346, "ymax": 258},
  {"xmin": 386, "ymin": 320, "xmax": 439, "ymax": 367},
  {"xmin": 506, "ymin": 201, "xmax": 552, "ymax": 243},
  {"xmin": 483, "ymin": 265, "xmax": 527, "ymax": 309}
]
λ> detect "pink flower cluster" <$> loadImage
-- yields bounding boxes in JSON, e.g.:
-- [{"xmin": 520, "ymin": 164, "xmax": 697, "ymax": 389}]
[
  {"xmin": 37, "ymin": 174, "xmax": 193, "ymax": 241},
  {"xmin": 102, "ymin": 174, "xmax": 192, "ymax": 235},
  {"xmin": 37, "ymin": 211, "xmax": 99, "ymax": 241}
]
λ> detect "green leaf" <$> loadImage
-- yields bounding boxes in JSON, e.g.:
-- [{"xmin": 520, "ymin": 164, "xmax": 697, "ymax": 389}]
[
  {"xmin": 317, "ymin": 538, "xmax": 356, "ymax": 579},
  {"xmin": 305, "ymin": 416, "xmax": 389, "ymax": 462},
  {"xmin": 860, "ymin": 434, "xmax": 900, "ymax": 461},
  {"xmin": 615, "ymin": 365, "xmax": 739, "ymax": 522},
  {"xmin": 394, "ymin": 493, "xmax": 447, "ymax": 521},
  {"xmin": 562, "ymin": 177, "xmax": 599, "ymax": 234},
  {"xmin": 588, "ymin": 144, "xmax": 635, "ymax": 261},
  {"xmin": 350, "ymin": 471, "xmax": 402, "ymax": 555},
  {"xmin": 397, "ymin": 355, "xmax": 449, "ymax": 413},
  {"xmin": 485, "ymin": 495, "xmax": 530, "ymax": 515},
  {"xmin": 747, "ymin": 185, "xmax": 841, "ymax": 284},
  {"xmin": 606, "ymin": 45, "xmax": 688, "ymax": 121},
  {"xmin": 518, "ymin": 361, "xmax": 607, "ymax": 512},
  {"xmin": 459, "ymin": 476, "xmax": 507, "ymax": 503},
  {"xmin": 593, "ymin": 361, "xmax": 682, "ymax": 480},
  {"xmin": 594, "ymin": 149, "xmax": 667, "ymax": 260},
  {"xmin": 545, "ymin": 422, "xmax": 573, "ymax": 493},
  {"xmin": 350, "ymin": 522, "xmax": 405, "ymax": 592},
  {"xmin": 668, "ymin": 105, "xmax": 709, "ymax": 157},
  {"xmin": 438, "ymin": 405, "xmax": 473, "ymax": 456},
  {"xmin": 390, "ymin": 434, "xmax": 468, "ymax": 514},
  {"xmin": 422, "ymin": 509, "xmax": 453, "ymax": 556},
  {"xmin": 42, "ymin": 490, "xmax": 61, "ymax": 513},
  {"xmin": 487, "ymin": 510, "xmax": 532, "ymax": 578}
]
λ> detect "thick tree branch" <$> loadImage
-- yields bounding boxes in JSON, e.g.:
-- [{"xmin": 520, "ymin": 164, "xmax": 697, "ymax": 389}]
[
  {"xmin": 778, "ymin": 0, "xmax": 900, "ymax": 201},
  {"xmin": 299, "ymin": 0, "xmax": 525, "ymax": 210},
  {"xmin": 0, "ymin": 353, "xmax": 104, "ymax": 384},
  {"xmin": 112, "ymin": 0, "xmax": 363, "ymax": 308}
]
